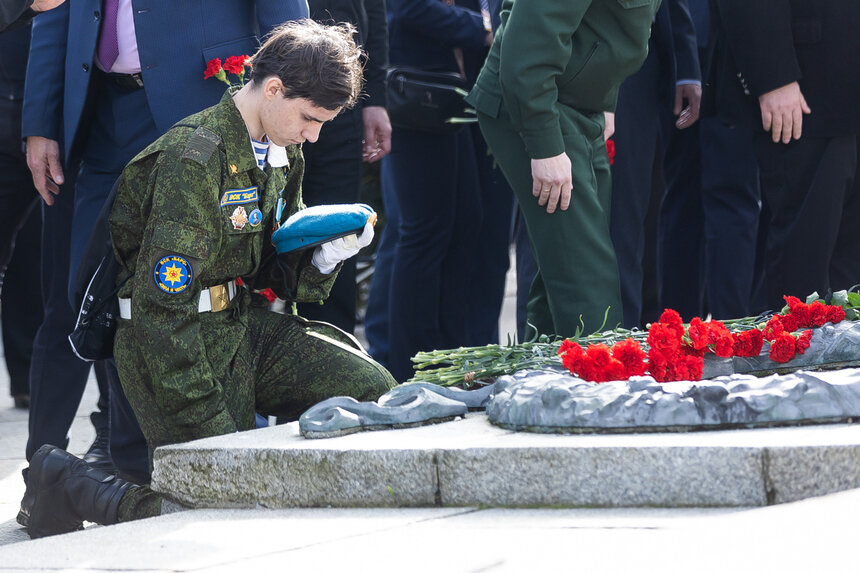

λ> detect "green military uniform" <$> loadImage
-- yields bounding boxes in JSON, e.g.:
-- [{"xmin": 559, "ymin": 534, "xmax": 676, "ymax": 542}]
[
  {"xmin": 109, "ymin": 90, "xmax": 396, "ymax": 520},
  {"xmin": 467, "ymin": 0, "xmax": 660, "ymax": 337}
]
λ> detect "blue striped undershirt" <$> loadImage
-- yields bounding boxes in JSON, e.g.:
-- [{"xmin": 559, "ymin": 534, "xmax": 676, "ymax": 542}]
[{"xmin": 251, "ymin": 136, "xmax": 269, "ymax": 170}]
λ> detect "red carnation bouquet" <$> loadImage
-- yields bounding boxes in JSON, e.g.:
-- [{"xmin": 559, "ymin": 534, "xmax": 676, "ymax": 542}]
[
  {"xmin": 204, "ymin": 55, "xmax": 251, "ymax": 86},
  {"xmin": 557, "ymin": 294, "xmax": 850, "ymax": 384}
]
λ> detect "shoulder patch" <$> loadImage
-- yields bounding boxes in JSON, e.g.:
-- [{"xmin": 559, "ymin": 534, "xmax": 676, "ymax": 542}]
[
  {"xmin": 153, "ymin": 254, "xmax": 194, "ymax": 294},
  {"xmin": 181, "ymin": 126, "xmax": 221, "ymax": 165}
]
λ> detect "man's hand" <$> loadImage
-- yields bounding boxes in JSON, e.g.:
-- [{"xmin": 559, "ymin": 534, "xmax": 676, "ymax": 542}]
[
  {"xmin": 603, "ymin": 111, "xmax": 615, "ymax": 141},
  {"xmin": 759, "ymin": 81, "xmax": 811, "ymax": 144},
  {"xmin": 531, "ymin": 152, "xmax": 572, "ymax": 214},
  {"xmin": 31, "ymin": 0, "xmax": 65, "ymax": 12},
  {"xmin": 362, "ymin": 106, "xmax": 392, "ymax": 163},
  {"xmin": 26, "ymin": 136, "xmax": 64, "ymax": 205},
  {"xmin": 674, "ymin": 83, "xmax": 701, "ymax": 129}
]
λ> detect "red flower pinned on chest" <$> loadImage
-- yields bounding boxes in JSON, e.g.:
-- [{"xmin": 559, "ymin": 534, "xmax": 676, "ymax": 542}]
[{"xmin": 204, "ymin": 55, "xmax": 251, "ymax": 86}]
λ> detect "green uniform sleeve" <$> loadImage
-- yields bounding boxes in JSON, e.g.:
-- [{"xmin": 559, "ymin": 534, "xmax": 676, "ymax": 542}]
[
  {"xmin": 498, "ymin": 0, "xmax": 592, "ymax": 159},
  {"xmin": 126, "ymin": 152, "xmax": 238, "ymax": 441}
]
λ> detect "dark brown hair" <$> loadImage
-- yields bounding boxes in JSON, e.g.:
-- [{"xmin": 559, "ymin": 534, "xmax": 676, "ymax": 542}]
[{"xmin": 248, "ymin": 19, "xmax": 364, "ymax": 111}]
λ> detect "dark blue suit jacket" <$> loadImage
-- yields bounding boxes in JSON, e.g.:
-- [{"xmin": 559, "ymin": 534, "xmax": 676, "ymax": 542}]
[
  {"xmin": 22, "ymin": 0, "xmax": 309, "ymax": 160},
  {"xmin": 652, "ymin": 0, "xmax": 701, "ymax": 96},
  {"xmin": 387, "ymin": 0, "xmax": 488, "ymax": 84}
]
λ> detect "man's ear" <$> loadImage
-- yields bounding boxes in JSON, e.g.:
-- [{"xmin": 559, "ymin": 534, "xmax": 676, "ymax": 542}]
[{"xmin": 263, "ymin": 76, "xmax": 284, "ymax": 100}]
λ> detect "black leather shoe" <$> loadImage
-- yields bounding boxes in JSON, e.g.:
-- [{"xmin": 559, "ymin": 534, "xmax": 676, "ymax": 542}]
[
  {"xmin": 82, "ymin": 422, "xmax": 117, "ymax": 474},
  {"xmin": 23, "ymin": 445, "xmax": 137, "ymax": 539},
  {"xmin": 16, "ymin": 467, "xmax": 31, "ymax": 528}
]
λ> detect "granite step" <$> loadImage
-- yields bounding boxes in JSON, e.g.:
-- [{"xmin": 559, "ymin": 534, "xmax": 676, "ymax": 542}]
[{"xmin": 152, "ymin": 414, "xmax": 860, "ymax": 509}]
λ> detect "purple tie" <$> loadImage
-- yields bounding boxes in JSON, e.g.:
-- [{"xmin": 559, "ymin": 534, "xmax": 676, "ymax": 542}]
[{"xmin": 97, "ymin": 0, "xmax": 119, "ymax": 71}]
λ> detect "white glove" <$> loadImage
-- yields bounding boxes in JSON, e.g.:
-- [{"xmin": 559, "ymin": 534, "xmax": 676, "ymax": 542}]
[{"xmin": 311, "ymin": 220, "xmax": 375, "ymax": 274}]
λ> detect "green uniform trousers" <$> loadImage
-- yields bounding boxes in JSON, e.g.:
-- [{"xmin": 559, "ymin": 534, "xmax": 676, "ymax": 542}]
[
  {"xmin": 115, "ymin": 300, "xmax": 396, "ymax": 521},
  {"xmin": 477, "ymin": 105, "xmax": 623, "ymax": 338}
]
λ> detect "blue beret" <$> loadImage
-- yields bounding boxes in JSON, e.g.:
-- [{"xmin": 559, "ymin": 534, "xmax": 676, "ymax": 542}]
[{"xmin": 271, "ymin": 203, "xmax": 376, "ymax": 254}]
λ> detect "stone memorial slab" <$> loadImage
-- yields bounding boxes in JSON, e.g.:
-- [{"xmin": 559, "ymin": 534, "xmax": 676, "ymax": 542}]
[{"xmin": 152, "ymin": 414, "xmax": 860, "ymax": 509}]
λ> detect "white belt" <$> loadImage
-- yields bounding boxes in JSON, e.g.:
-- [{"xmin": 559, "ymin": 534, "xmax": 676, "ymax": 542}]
[{"xmin": 118, "ymin": 280, "xmax": 237, "ymax": 320}]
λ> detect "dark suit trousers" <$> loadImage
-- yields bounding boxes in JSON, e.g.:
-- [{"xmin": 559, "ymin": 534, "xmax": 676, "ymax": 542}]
[
  {"xmin": 364, "ymin": 158, "xmax": 400, "ymax": 367},
  {"xmin": 386, "ymin": 126, "xmax": 482, "ymax": 382},
  {"xmin": 465, "ymin": 124, "xmax": 514, "ymax": 346},
  {"xmin": 660, "ymin": 116, "xmax": 760, "ymax": 320},
  {"xmin": 71, "ymin": 75, "xmax": 154, "ymax": 481},
  {"xmin": 755, "ymin": 133, "xmax": 859, "ymax": 310},
  {"xmin": 296, "ymin": 107, "xmax": 364, "ymax": 333},
  {"xmin": 25, "ymin": 167, "xmax": 106, "ymax": 460},
  {"xmin": 609, "ymin": 48, "xmax": 669, "ymax": 329},
  {"xmin": 0, "ymin": 96, "xmax": 42, "ymax": 398}
]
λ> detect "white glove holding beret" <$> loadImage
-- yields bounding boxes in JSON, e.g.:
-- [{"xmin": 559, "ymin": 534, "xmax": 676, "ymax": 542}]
[{"xmin": 311, "ymin": 220, "xmax": 375, "ymax": 274}]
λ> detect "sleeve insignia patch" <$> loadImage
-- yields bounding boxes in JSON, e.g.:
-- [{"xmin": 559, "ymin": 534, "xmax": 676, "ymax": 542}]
[
  {"xmin": 153, "ymin": 255, "xmax": 194, "ymax": 294},
  {"xmin": 220, "ymin": 186, "xmax": 259, "ymax": 207}
]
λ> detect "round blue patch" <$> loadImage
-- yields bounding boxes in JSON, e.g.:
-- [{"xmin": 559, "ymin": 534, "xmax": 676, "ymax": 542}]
[
  {"xmin": 153, "ymin": 255, "xmax": 193, "ymax": 294},
  {"xmin": 248, "ymin": 208, "xmax": 263, "ymax": 227}
]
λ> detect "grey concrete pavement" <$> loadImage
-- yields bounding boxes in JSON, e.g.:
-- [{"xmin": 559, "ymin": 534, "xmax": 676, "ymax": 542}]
[
  {"xmin": 0, "ymin": 352, "xmax": 99, "ymax": 546},
  {"xmin": 0, "ymin": 490, "xmax": 857, "ymax": 572}
]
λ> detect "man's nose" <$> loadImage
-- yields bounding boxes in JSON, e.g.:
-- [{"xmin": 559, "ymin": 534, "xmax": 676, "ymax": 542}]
[{"xmin": 302, "ymin": 123, "xmax": 323, "ymax": 143}]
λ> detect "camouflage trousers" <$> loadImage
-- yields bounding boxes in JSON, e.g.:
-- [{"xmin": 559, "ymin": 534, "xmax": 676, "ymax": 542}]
[{"xmin": 114, "ymin": 299, "xmax": 396, "ymax": 521}]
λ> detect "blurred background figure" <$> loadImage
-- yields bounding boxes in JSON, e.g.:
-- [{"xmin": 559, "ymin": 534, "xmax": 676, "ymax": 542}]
[
  {"xmin": 609, "ymin": 0, "xmax": 701, "ymax": 329},
  {"xmin": 658, "ymin": 0, "xmax": 760, "ymax": 322},
  {"xmin": 0, "ymin": 23, "xmax": 43, "ymax": 410},
  {"xmin": 296, "ymin": 0, "xmax": 392, "ymax": 335},
  {"xmin": 374, "ymin": 0, "xmax": 493, "ymax": 381},
  {"xmin": 709, "ymin": 0, "xmax": 860, "ymax": 311}
]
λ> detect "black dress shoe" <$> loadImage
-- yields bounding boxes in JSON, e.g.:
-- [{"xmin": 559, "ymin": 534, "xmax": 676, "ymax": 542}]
[{"xmin": 82, "ymin": 423, "xmax": 117, "ymax": 474}]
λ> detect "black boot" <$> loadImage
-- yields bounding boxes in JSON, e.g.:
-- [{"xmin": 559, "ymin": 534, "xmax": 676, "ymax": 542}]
[
  {"xmin": 83, "ymin": 412, "xmax": 117, "ymax": 473},
  {"xmin": 20, "ymin": 444, "xmax": 138, "ymax": 539}
]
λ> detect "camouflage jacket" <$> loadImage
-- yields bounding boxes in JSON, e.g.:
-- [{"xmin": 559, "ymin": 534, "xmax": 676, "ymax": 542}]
[{"xmin": 109, "ymin": 89, "xmax": 337, "ymax": 437}]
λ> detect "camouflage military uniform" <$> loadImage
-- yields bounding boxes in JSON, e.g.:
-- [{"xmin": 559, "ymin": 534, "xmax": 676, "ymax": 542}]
[{"xmin": 109, "ymin": 90, "xmax": 396, "ymax": 520}]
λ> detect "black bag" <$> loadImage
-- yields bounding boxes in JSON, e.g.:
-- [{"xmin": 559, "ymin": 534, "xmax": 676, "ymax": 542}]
[
  {"xmin": 68, "ymin": 177, "xmax": 131, "ymax": 361},
  {"xmin": 385, "ymin": 67, "xmax": 470, "ymax": 134}
]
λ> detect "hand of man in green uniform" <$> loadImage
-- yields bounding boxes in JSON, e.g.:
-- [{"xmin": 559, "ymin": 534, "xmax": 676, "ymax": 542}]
[{"xmin": 531, "ymin": 152, "xmax": 572, "ymax": 214}]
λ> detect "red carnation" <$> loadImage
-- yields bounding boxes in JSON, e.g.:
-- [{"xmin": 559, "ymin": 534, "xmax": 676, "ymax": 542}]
[
  {"xmin": 706, "ymin": 320, "xmax": 734, "ymax": 357},
  {"xmin": 808, "ymin": 301, "xmax": 829, "ymax": 327},
  {"xmin": 204, "ymin": 57, "xmax": 223, "ymax": 80},
  {"xmin": 687, "ymin": 317, "xmax": 710, "ymax": 351},
  {"xmin": 732, "ymin": 329, "xmax": 764, "ymax": 357},
  {"xmin": 612, "ymin": 338, "xmax": 647, "ymax": 377},
  {"xmin": 795, "ymin": 329, "xmax": 813, "ymax": 354},
  {"xmin": 648, "ymin": 322, "xmax": 681, "ymax": 356},
  {"xmin": 585, "ymin": 344, "xmax": 627, "ymax": 382},
  {"xmin": 606, "ymin": 138, "xmax": 616, "ymax": 165},
  {"xmin": 558, "ymin": 340, "xmax": 585, "ymax": 374},
  {"xmin": 656, "ymin": 308, "xmax": 685, "ymax": 339},
  {"xmin": 223, "ymin": 55, "xmax": 249, "ymax": 75},
  {"xmin": 762, "ymin": 315, "xmax": 784, "ymax": 341},
  {"xmin": 826, "ymin": 305, "xmax": 846, "ymax": 324},
  {"xmin": 769, "ymin": 332, "xmax": 798, "ymax": 363},
  {"xmin": 778, "ymin": 313, "xmax": 799, "ymax": 333}
]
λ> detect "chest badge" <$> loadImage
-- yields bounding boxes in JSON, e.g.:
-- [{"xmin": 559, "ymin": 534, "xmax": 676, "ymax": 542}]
[
  {"xmin": 230, "ymin": 206, "xmax": 249, "ymax": 230},
  {"xmin": 153, "ymin": 255, "xmax": 193, "ymax": 294},
  {"xmin": 230, "ymin": 164, "xmax": 238, "ymax": 174},
  {"xmin": 248, "ymin": 208, "xmax": 263, "ymax": 227}
]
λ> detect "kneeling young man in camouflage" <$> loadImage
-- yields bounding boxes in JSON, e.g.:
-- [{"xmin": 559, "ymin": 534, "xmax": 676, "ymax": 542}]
[{"xmin": 19, "ymin": 20, "xmax": 396, "ymax": 538}]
